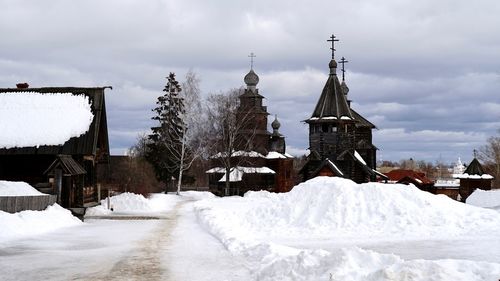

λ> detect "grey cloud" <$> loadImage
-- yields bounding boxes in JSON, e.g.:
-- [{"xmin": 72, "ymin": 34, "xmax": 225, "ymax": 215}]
[{"xmin": 1, "ymin": 0, "xmax": 499, "ymax": 163}]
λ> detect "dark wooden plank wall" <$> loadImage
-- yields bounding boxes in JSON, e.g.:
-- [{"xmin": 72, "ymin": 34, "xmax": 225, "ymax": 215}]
[{"xmin": 0, "ymin": 195, "xmax": 57, "ymax": 213}]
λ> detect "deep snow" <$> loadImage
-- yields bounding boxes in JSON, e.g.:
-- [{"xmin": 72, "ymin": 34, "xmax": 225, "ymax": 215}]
[
  {"xmin": 1, "ymin": 179, "xmax": 500, "ymax": 280},
  {"xmin": 0, "ymin": 204, "xmax": 82, "ymax": 242},
  {"xmin": 467, "ymin": 188, "xmax": 500, "ymax": 210},
  {"xmin": 194, "ymin": 177, "xmax": 500, "ymax": 280}
]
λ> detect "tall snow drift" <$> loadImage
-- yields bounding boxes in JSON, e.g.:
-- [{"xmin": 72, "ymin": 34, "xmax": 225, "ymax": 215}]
[
  {"xmin": 194, "ymin": 177, "xmax": 500, "ymax": 280},
  {"xmin": 0, "ymin": 92, "xmax": 93, "ymax": 148},
  {"xmin": 239, "ymin": 177, "xmax": 500, "ymax": 238}
]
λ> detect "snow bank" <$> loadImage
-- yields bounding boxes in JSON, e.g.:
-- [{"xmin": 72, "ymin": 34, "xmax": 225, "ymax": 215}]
[
  {"xmin": 193, "ymin": 177, "xmax": 500, "ymax": 280},
  {"xmin": 0, "ymin": 92, "xmax": 93, "ymax": 148},
  {"xmin": 0, "ymin": 181, "xmax": 45, "ymax": 196},
  {"xmin": 239, "ymin": 177, "xmax": 500, "ymax": 239},
  {"xmin": 0, "ymin": 204, "xmax": 82, "ymax": 242},
  {"xmin": 180, "ymin": 190, "xmax": 216, "ymax": 200},
  {"xmin": 467, "ymin": 189, "xmax": 500, "ymax": 209},
  {"xmin": 85, "ymin": 191, "xmax": 211, "ymax": 216}
]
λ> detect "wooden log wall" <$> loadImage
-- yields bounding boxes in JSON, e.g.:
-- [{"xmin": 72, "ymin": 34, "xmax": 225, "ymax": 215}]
[{"xmin": 0, "ymin": 195, "xmax": 57, "ymax": 213}]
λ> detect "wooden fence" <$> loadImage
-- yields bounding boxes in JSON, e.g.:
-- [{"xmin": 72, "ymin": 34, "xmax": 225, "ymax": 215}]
[{"xmin": 0, "ymin": 195, "xmax": 57, "ymax": 213}]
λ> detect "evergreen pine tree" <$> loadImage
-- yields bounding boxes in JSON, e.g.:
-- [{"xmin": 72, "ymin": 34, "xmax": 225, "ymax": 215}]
[{"xmin": 147, "ymin": 72, "xmax": 185, "ymax": 191}]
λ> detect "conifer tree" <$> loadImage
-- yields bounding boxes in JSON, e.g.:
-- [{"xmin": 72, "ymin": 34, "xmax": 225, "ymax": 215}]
[
  {"xmin": 148, "ymin": 71, "xmax": 205, "ymax": 194},
  {"xmin": 147, "ymin": 72, "xmax": 184, "ymax": 192}
]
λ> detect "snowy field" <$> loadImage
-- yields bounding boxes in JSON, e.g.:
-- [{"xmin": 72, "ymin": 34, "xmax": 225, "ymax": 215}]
[{"xmin": 1, "ymin": 178, "xmax": 500, "ymax": 280}]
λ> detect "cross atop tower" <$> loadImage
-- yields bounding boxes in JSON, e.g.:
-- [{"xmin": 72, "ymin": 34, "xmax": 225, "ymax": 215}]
[
  {"xmin": 327, "ymin": 34, "xmax": 339, "ymax": 59},
  {"xmin": 339, "ymin": 56, "xmax": 349, "ymax": 82},
  {"xmin": 248, "ymin": 52, "xmax": 256, "ymax": 70}
]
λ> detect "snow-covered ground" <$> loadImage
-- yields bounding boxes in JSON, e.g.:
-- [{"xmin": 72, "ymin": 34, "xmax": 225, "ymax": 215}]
[
  {"xmin": 1, "ymin": 178, "xmax": 500, "ymax": 280},
  {"xmin": 467, "ymin": 188, "xmax": 500, "ymax": 210},
  {"xmin": 193, "ymin": 177, "xmax": 500, "ymax": 280}
]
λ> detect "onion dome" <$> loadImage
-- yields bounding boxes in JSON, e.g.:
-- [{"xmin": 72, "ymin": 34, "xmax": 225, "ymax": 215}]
[
  {"xmin": 341, "ymin": 81, "xmax": 349, "ymax": 95},
  {"xmin": 271, "ymin": 115, "xmax": 281, "ymax": 130},
  {"xmin": 244, "ymin": 69, "xmax": 259, "ymax": 87},
  {"xmin": 329, "ymin": 59, "xmax": 337, "ymax": 75}
]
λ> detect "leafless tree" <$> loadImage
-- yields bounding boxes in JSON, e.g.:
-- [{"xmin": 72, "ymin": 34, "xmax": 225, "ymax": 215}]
[
  {"xmin": 205, "ymin": 88, "xmax": 256, "ymax": 195},
  {"xmin": 478, "ymin": 130, "xmax": 500, "ymax": 188},
  {"xmin": 171, "ymin": 70, "xmax": 206, "ymax": 194}
]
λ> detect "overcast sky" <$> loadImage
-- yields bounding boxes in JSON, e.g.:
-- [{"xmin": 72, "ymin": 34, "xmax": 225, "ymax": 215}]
[{"xmin": 1, "ymin": 0, "xmax": 499, "ymax": 165}]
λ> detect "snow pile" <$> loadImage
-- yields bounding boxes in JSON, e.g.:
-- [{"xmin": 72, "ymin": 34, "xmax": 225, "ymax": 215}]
[
  {"xmin": 85, "ymin": 191, "xmax": 208, "ymax": 216},
  {"xmin": 194, "ymin": 177, "xmax": 500, "ymax": 280},
  {"xmin": 180, "ymin": 190, "xmax": 216, "ymax": 200},
  {"xmin": 0, "ymin": 181, "xmax": 45, "ymax": 196},
  {"xmin": 252, "ymin": 246, "xmax": 500, "ymax": 281},
  {"xmin": 0, "ymin": 204, "xmax": 82, "ymax": 242},
  {"xmin": 239, "ymin": 177, "xmax": 500, "ymax": 239},
  {"xmin": 0, "ymin": 92, "xmax": 93, "ymax": 149},
  {"xmin": 467, "ymin": 189, "xmax": 500, "ymax": 209}
]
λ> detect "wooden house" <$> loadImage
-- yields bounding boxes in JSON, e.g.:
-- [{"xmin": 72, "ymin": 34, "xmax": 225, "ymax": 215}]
[
  {"xmin": 299, "ymin": 37, "xmax": 387, "ymax": 183},
  {"xmin": 0, "ymin": 86, "xmax": 111, "ymax": 214},
  {"xmin": 384, "ymin": 169, "xmax": 436, "ymax": 193},
  {"xmin": 454, "ymin": 158, "xmax": 494, "ymax": 202},
  {"xmin": 207, "ymin": 68, "xmax": 294, "ymax": 196}
]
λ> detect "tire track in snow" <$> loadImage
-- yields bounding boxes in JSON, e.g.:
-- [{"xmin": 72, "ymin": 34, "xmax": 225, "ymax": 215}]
[{"xmin": 84, "ymin": 201, "xmax": 186, "ymax": 281}]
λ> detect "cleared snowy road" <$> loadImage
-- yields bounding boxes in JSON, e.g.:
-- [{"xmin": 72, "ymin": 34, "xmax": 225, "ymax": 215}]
[{"xmin": 0, "ymin": 197, "xmax": 250, "ymax": 281}]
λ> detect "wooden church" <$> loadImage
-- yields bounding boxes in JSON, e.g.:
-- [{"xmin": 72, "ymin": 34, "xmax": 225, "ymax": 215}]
[
  {"xmin": 207, "ymin": 61, "xmax": 294, "ymax": 196},
  {"xmin": 300, "ymin": 35, "xmax": 387, "ymax": 183}
]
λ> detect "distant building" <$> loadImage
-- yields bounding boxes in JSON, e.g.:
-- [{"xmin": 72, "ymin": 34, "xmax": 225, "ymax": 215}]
[
  {"xmin": 0, "ymin": 85, "xmax": 111, "ymax": 213},
  {"xmin": 434, "ymin": 157, "xmax": 463, "ymax": 200},
  {"xmin": 454, "ymin": 158, "xmax": 494, "ymax": 202},
  {"xmin": 207, "ymin": 68, "xmax": 294, "ymax": 196},
  {"xmin": 299, "ymin": 36, "xmax": 386, "ymax": 183},
  {"xmin": 384, "ymin": 169, "xmax": 435, "ymax": 193}
]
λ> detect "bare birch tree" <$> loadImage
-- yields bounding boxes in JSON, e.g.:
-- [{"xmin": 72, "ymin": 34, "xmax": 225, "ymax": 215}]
[
  {"xmin": 205, "ymin": 88, "xmax": 256, "ymax": 195},
  {"xmin": 148, "ymin": 71, "xmax": 205, "ymax": 194}
]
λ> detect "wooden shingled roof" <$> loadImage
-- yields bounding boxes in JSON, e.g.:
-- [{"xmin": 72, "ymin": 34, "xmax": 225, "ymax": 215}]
[
  {"xmin": 309, "ymin": 74, "xmax": 352, "ymax": 120},
  {"xmin": 44, "ymin": 155, "xmax": 87, "ymax": 176},
  {"xmin": 0, "ymin": 87, "xmax": 110, "ymax": 156},
  {"xmin": 351, "ymin": 109, "xmax": 376, "ymax": 129},
  {"xmin": 464, "ymin": 158, "xmax": 486, "ymax": 175}
]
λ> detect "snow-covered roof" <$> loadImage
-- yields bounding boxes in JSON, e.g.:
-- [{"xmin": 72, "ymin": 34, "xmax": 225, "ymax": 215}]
[
  {"xmin": 0, "ymin": 92, "xmax": 94, "ymax": 149},
  {"xmin": 327, "ymin": 160, "xmax": 344, "ymax": 176},
  {"xmin": 265, "ymin": 151, "xmax": 287, "ymax": 159},
  {"xmin": 371, "ymin": 168, "xmax": 389, "ymax": 179},
  {"xmin": 217, "ymin": 166, "xmax": 276, "ymax": 182},
  {"xmin": 205, "ymin": 167, "xmax": 225, "ymax": 174},
  {"xmin": 454, "ymin": 173, "xmax": 494, "ymax": 179},
  {"xmin": 211, "ymin": 150, "xmax": 265, "ymax": 159},
  {"xmin": 434, "ymin": 179, "xmax": 460, "ymax": 188},
  {"xmin": 0, "ymin": 181, "xmax": 46, "ymax": 196},
  {"xmin": 354, "ymin": 150, "xmax": 367, "ymax": 165},
  {"xmin": 283, "ymin": 152, "xmax": 294, "ymax": 158}
]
